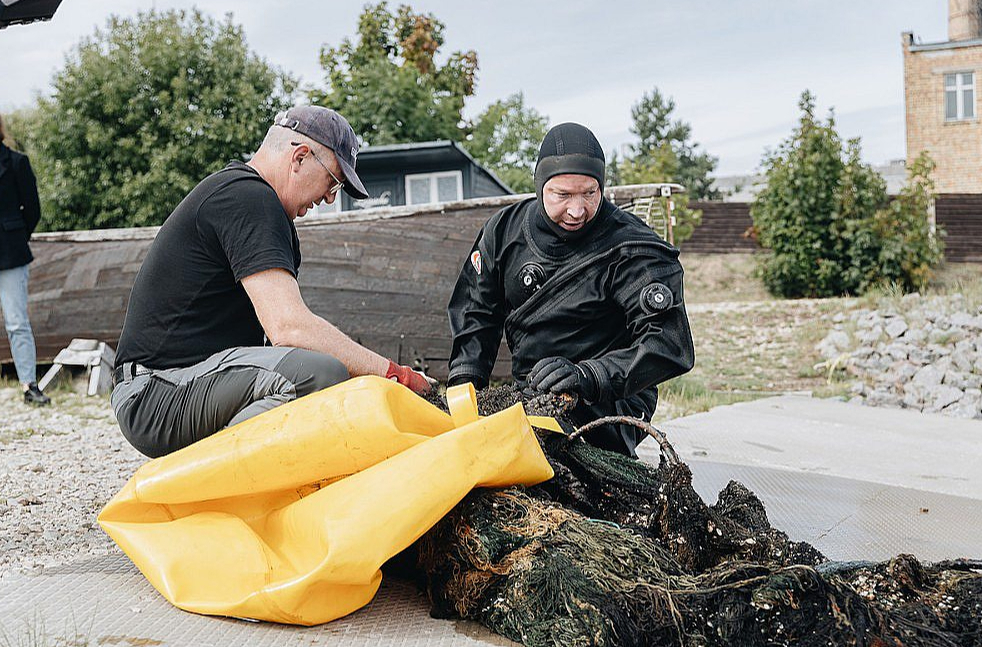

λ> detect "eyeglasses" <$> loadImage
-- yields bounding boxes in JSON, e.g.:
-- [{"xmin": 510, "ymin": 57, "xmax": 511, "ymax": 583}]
[{"xmin": 291, "ymin": 141, "xmax": 344, "ymax": 195}]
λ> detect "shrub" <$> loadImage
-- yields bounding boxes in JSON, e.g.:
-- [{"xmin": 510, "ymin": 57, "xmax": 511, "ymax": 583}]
[
  {"xmin": 752, "ymin": 91, "xmax": 942, "ymax": 297},
  {"xmin": 20, "ymin": 9, "xmax": 295, "ymax": 231}
]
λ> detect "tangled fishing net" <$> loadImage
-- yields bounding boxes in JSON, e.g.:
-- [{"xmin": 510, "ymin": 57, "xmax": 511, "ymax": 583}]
[{"xmin": 407, "ymin": 386, "xmax": 981, "ymax": 647}]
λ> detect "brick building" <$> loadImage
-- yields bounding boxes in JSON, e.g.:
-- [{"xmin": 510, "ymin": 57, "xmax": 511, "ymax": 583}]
[{"xmin": 903, "ymin": 0, "xmax": 982, "ymax": 192}]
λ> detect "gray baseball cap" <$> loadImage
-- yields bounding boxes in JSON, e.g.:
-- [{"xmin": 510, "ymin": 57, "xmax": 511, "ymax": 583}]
[{"xmin": 274, "ymin": 105, "xmax": 369, "ymax": 200}]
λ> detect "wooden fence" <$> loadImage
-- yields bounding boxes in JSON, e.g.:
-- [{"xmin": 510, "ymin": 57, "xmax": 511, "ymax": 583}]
[
  {"xmin": 685, "ymin": 201, "xmax": 756, "ymax": 253},
  {"xmin": 936, "ymin": 194, "xmax": 982, "ymax": 263}
]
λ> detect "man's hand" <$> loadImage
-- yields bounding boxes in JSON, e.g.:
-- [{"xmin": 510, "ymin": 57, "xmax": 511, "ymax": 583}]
[
  {"xmin": 386, "ymin": 360, "xmax": 433, "ymax": 395},
  {"xmin": 527, "ymin": 357, "xmax": 596, "ymax": 400}
]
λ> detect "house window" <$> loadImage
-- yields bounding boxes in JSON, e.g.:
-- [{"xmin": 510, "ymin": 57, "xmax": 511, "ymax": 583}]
[
  {"xmin": 310, "ymin": 196, "xmax": 342, "ymax": 216},
  {"xmin": 405, "ymin": 171, "xmax": 463, "ymax": 205},
  {"xmin": 945, "ymin": 72, "xmax": 975, "ymax": 121}
]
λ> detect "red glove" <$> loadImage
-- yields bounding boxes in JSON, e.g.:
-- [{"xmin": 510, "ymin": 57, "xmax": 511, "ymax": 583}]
[{"xmin": 386, "ymin": 360, "xmax": 432, "ymax": 394}]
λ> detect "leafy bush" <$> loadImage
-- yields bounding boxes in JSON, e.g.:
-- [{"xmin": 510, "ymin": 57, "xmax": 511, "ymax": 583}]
[
  {"xmin": 19, "ymin": 9, "xmax": 295, "ymax": 231},
  {"xmin": 465, "ymin": 92, "xmax": 548, "ymax": 193},
  {"xmin": 752, "ymin": 91, "xmax": 942, "ymax": 297}
]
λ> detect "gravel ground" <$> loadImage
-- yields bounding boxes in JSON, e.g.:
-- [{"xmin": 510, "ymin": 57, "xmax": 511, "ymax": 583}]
[{"xmin": 0, "ymin": 386, "xmax": 144, "ymax": 579}]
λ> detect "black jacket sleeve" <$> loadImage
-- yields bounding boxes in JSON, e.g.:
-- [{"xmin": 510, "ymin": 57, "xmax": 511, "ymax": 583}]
[
  {"xmin": 14, "ymin": 154, "xmax": 41, "ymax": 235},
  {"xmin": 447, "ymin": 223, "xmax": 506, "ymax": 388},
  {"xmin": 579, "ymin": 254, "xmax": 695, "ymax": 402}
]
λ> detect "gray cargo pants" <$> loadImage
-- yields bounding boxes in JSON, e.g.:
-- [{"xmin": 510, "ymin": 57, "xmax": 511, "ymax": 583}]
[{"xmin": 111, "ymin": 346, "xmax": 348, "ymax": 458}]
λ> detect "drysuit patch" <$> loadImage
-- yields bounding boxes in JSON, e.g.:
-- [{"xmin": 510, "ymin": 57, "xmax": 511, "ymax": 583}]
[
  {"xmin": 639, "ymin": 283, "xmax": 673, "ymax": 314},
  {"xmin": 470, "ymin": 250, "xmax": 482, "ymax": 275}
]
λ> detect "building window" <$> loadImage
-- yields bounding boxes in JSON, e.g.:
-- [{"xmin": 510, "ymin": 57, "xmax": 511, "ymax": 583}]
[
  {"xmin": 405, "ymin": 171, "xmax": 463, "ymax": 205},
  {"xmin": 310, "ymin": 196, "xmax": 342, "ymax": 216},
  {"xmin": 945, "ymin": 72, "xmax": 975, "ymax": 121}
]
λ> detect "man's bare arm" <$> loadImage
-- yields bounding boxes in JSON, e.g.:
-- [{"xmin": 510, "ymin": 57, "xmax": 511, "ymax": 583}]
[{"xmin": 241, "ymin": 268, "xmax": 389, "ymax": 378}]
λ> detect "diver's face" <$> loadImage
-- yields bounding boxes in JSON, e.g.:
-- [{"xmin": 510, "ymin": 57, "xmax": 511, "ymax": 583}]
[{"xmin": 542, "ymin": 174, "xmax": 602, "ymax": 232}]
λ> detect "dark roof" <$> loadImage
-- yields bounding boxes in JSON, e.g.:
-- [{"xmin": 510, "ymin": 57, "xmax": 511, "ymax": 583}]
[
  {"xmin": 0, "ymin": 0, "xmax": 63, "ymax": 28},
  {"xmin": 357, "ymin": 140, "xmax": 512, "ymax": 193},
  {"xmin": 908, "ymin": 37, "xmax": 982, "ymax": 52}
]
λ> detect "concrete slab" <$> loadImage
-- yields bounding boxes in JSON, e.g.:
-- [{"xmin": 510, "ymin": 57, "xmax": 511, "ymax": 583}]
[
  {"xmin": 638, "ymin": 395, "xmax": 982, "ymax": 563},
  {"xmin": 682, "ymin": 461, "xmax": 982, "ymax": 561},
  {"xmin": 642, "ymin": 395, "xmax": 982, "ymax": 499},
  {"xmin": 0, "ymin": 554, "xmax": 517, "ymax": 647}
]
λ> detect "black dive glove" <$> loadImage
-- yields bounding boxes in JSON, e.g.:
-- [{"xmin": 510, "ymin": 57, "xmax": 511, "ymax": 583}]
[{"xmin": 527, "ymin": 357, "xmax": 599, "ymax": 402}]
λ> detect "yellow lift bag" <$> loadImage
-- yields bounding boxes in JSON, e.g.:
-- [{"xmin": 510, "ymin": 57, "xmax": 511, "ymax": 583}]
[{"xmin": 99, "ymin": 376, "xmax": 554, "ymax": 625}]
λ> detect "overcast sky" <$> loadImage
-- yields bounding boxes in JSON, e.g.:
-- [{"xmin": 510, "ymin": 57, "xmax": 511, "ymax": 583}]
[{"xmin": 0, "ymin": 1, "xmax": 950, "ymax": 176}]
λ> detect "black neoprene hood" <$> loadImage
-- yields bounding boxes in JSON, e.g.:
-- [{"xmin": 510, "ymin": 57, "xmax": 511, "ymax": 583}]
[{"xmin": 533, "ymin": 122, "xmax": 606, "ymax": 202}]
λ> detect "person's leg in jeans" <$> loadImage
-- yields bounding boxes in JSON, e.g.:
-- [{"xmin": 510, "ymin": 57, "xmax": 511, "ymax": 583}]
[
  {"xmin": 0, "ymin": 264, "xmax": 47, "ymax": 405},
  {"xmin": 112, "ymin": 346, "xmax": 349, "ymax": 457}
]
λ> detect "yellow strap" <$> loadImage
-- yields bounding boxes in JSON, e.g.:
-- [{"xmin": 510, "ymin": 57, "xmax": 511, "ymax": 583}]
[
  {"xmin": 446, "ymin": 383, "xmax": 479, "ymax": 427},
  {"xmin": 447, "ymin": 382, "xmax": 563, "ymax": 433},
  {"xmin": 528, "ymin": 416, "xmax": 564, "ymax": 433}
]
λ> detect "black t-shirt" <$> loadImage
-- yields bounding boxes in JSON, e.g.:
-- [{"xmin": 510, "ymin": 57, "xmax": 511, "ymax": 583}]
[{"xmin": 116, "ymin": 162, "xmax": 301, "ymax": 369}]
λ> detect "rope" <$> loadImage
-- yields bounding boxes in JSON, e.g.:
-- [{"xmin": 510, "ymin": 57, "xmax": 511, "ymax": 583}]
[{"xmin": 570, "ymin": 415, "xmax": 680, "ymax": 466}]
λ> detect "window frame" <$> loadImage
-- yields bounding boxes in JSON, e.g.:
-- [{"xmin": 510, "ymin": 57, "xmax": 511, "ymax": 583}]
[
  {"xmin": 310, "ymin": 195, "xmax": 342, "ymax": 216},
  {"xmin": 944, "ymin": 71, "xmax": 976, "ymax": 122},
  {"xmin": 404, "ymin": 170, "xmax": 464, "ymax": 206}
]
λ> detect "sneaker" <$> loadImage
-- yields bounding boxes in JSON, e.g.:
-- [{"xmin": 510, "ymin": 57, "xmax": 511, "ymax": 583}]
[{"xmin": 24, "ymin": 383, "xmax": 51, "ymax": 407}]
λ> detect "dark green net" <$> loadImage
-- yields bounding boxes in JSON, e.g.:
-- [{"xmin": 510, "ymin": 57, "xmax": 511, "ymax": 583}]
[{"xmin": 407, "ymin": 386, "xmax": 981, "ymax": 647}]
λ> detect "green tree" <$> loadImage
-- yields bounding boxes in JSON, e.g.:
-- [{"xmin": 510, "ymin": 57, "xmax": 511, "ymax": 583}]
[
  {"xmin": 604, "ymin": 88, "xmax": 718, "ymax": 245},
  {"xmin": 20, "ymin": 9, "xmax": 295, "ymax": 231},
  {"xmin": 627, "ymin": 88, "xmax": 720, "ymax": 200},
  {"xmin": 311, "ymin": 2, "xmax": 477, "ymax": 146},
  {"xmin": 465, "ymin": 92, "xmax": 548, "ymax": 193},
  {"xmin": 752, "ymin": 92, "xmax": 847, "ymax": 297},
  {"xmin": 858, "ymin": 152, "xmax": 943, "ymax": 292},
  {"xmin": 612, "ymin": 144, "xmax": 679, "ymax": 186},
  {"xmin": 608, "ymin": 125, "xmax": 702, "ymax": 245},
  {"xmin": 752, "ymin": 91, "xmax": 942, "ymax": 298},
  {"xmin": 2, "ymin": 107, "xmax": 36, "ymax": 151}
]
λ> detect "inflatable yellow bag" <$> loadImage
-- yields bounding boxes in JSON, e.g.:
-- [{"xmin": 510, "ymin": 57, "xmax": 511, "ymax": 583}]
[{"xmin": 99, "ymin": 376, "xmax": 554, "ymax": 625}]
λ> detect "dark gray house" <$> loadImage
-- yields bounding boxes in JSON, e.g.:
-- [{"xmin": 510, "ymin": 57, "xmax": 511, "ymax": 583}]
[{"xmin": 317, "ymin": 140, "xmax": 513, "ymax": 214}]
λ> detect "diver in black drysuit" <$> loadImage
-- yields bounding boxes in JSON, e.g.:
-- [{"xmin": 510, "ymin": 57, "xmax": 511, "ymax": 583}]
[{"xmin": 447, "ymin": 123, "xmax": 695, "ymax": 457}]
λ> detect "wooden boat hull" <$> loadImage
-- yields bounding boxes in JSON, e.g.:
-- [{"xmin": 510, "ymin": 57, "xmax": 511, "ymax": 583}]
[{"xmin": 0, "ymin": 186, "xmax": 688, "ymax": 381}]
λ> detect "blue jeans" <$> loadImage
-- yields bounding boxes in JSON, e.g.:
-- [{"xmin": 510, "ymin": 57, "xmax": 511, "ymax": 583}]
[{"xmin": 0, "ymin": 264, "xmax": 38, "ymax": 385}]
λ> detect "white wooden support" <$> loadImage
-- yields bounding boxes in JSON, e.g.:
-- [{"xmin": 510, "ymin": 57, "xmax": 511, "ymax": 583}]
[{"xmin": 37, "ymin": 338, "xmax": 117, "ymax": 396}]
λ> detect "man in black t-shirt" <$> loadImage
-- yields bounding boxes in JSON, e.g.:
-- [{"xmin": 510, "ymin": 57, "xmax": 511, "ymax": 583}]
[{"xmin": 112, "ymin": 105, "xmax": 431, "ymax": 458}]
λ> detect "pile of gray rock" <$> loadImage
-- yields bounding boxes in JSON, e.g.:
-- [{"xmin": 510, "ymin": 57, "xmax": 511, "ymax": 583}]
[{"xmin": 817, "ymin": 293, "xmax": 982, "ymax": 419}]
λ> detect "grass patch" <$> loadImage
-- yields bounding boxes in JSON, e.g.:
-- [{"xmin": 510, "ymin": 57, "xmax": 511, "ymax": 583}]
[
  {"xmin": 655, "ymin": 254, "xmax": 876, "ymax": 420},
  {"xmin": 654, "ymin": 375, "xmax": 764, "ymax": 422},
  {"xmin": 858, "ymin": 262, "xmax": 982, "ymax": 312},
  {"xmin": 0, "ymin": 427, "xmax": 39, "ymax": 444},
  {"xmin": 0, "ymin": 612, "xmax": 92, "ymax": 647},
  {"xmin": 679, "ymin": 253, "xmax": 769, "ymax": 304}
]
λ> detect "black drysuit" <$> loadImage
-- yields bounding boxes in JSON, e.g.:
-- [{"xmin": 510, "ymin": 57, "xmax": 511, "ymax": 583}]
[{"xmin": 448, "ymin": 197, "xmax": 695, "ymax": 456}]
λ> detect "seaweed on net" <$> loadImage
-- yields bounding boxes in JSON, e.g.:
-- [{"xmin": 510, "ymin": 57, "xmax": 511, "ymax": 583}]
[
  {"xmin": 533, "ymin": 435, "xmax": 827, "ymax": 570},
  {"xmin": 413, "ymin": 385, "xmax": 982, "ymax": 647},
  {"xmin": 477, "ymin": 385, "xmax": 824, "ymax": 571}
]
